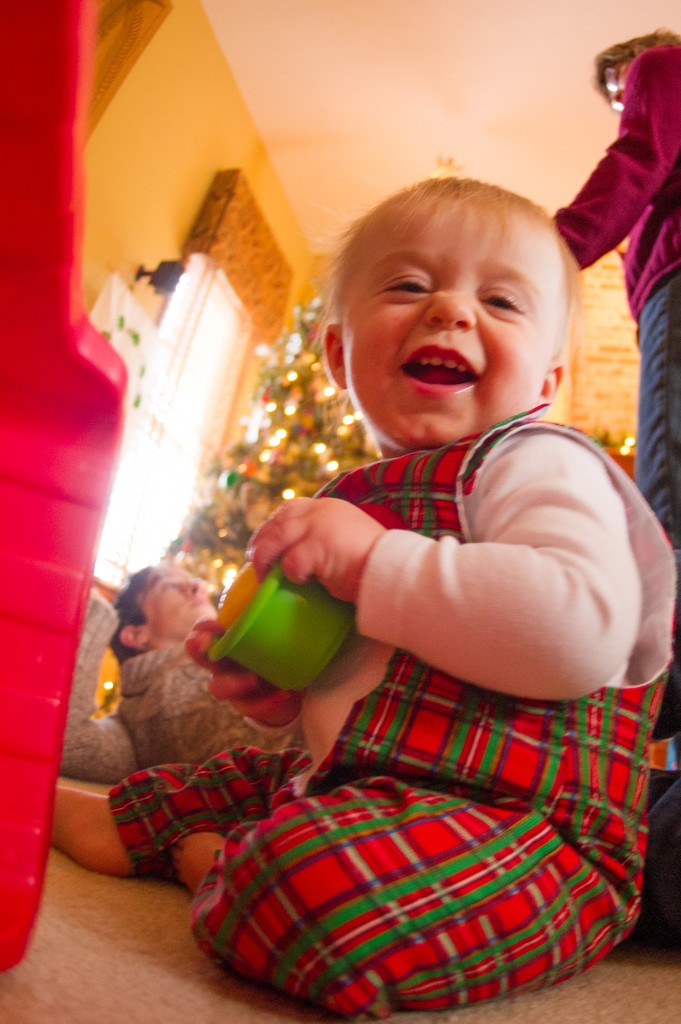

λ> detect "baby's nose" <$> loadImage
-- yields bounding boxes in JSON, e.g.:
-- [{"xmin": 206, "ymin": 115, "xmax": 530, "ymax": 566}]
[{"xmin": 425, "ymin": 292, "xmax": 475, "ymax": 329}]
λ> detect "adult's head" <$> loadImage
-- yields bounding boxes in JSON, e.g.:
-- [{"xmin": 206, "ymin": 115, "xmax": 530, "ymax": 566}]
[
  {"xmin": 110, "ymin": 563, "xmax": 217, "ymax": 663},
  {"xmin": 593, "ymin": 28, "xmax": 681, "ymax": 107},
  {"xmin": 323, "ymin": 176, "xmax": 579, "ymax": 458}
]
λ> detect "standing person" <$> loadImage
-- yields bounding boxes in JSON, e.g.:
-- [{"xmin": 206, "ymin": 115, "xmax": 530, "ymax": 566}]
[
  {"xmin": 556, "ymin": 32, "xmax": 681, "ymax": 944},
  {"xmin": 555, "ymin": 28, "xmax": 681, "ymax": 547},
  {"xmin": 52, "ymin": 177, "xmax": 674, "ymax": 1018},
  {"xmin": 60, "ymin": 563, "xmax": 292, "ymax": 784}
]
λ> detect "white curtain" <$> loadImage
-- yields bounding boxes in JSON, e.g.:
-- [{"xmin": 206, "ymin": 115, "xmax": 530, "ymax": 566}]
[{"xmin": 91, "ymin": 254, "xmax": 251, "ymax": 586}]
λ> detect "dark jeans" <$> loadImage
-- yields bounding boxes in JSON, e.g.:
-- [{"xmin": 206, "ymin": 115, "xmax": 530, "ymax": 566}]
[
  {"xmin": 636, "ymin": 269, "xmax": 681, "ymax": 549},
  {"xmin": 636, "ymin": 548, "xmax": 681, "ymax": 946},
  {"xmin": 652, "ymin": 550, "xmax": 681, "ymax": 741},
  {"xmin": 635, "ymin": 278, "xmax": 681, "ymax": 944},
  {"xmin": 634, "ymin": 768, "xmax": 681, "ymax": 946}
]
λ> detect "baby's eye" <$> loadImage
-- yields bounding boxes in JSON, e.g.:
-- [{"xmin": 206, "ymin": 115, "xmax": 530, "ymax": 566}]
[
  {"xmin": 387, "ymin": 280, "xmax": 427, "ymax": 294},
  {"xmin": 485, "ymin": 293, "xmax": 523, "ymax": 312}
]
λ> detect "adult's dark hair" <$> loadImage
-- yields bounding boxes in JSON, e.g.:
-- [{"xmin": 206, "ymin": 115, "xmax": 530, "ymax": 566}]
[
  {"xmin": 110, "ymin": 566, "xmax": 156, "ymax": 664},
  {"xmin": 594, "ymin": 28, "xmax": 681, "ymax": 100}
]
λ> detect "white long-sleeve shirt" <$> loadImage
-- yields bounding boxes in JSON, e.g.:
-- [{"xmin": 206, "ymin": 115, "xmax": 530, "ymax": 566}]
[{"xmin": 298, "ymin": 428, "xmax": 675, "ymax": 775}]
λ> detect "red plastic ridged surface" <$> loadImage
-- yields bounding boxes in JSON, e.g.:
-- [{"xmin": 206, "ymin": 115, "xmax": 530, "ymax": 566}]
[{"xmin": 0, "ymin": 0, "xmax": 126, "ymax": 970}]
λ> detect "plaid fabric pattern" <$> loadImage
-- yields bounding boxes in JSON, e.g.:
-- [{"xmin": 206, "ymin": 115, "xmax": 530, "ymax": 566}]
[{"xmin": 109, "ymin": 415, "xmax": 665, "ymax": 1019}]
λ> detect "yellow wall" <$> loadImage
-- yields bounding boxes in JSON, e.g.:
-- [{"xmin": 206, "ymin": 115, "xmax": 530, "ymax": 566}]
[{"xmin": 83, "ymin": 0, "xmax": 311, "ymax": 311}]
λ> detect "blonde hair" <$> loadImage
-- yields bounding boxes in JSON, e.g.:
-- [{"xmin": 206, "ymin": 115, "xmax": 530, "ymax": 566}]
[{"xmin": 323, "ymin": 176, "xmax": 581, "ymax": 358}]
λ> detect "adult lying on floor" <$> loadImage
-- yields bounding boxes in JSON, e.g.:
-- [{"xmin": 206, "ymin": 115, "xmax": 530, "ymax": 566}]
[{"xmin": 60, "ymin": 563, "xmax": 295, "ymax": 785}]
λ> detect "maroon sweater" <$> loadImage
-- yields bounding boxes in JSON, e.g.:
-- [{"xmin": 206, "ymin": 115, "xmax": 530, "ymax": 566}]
[{"xmin": 556, "ymin": 46, "xmax": 681, "ymax": 321}]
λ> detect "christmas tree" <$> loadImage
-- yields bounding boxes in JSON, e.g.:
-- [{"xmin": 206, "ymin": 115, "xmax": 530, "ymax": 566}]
[{"xmin": 169, "ymin": 294, "xmax": 377, "ymax": 593}]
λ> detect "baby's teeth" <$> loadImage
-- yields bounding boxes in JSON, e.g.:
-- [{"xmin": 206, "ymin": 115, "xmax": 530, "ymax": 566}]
[{"xmin": 416, "ymin": 355, "xmax": 468, "ymax": 372}]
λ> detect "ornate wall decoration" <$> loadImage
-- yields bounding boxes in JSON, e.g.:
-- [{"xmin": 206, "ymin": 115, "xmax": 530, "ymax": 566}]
[
  {"xmin": 89, "ymin": 0, "xmax": 173, "ymax": 133},
  {"xmin": 182, "ymin": 170, "xmax": 293, "ymax": 344}
]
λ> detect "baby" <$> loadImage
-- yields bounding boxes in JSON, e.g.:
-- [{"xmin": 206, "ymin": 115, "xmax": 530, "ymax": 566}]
[{"xmin": 53, "ymin": 177, "xmax": 674, "ymax": 1019}]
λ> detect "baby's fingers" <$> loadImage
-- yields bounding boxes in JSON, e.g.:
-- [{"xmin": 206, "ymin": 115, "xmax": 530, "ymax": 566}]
[
  {"xmin": 185, "ymin": 618, "xmax": 223, "ymax": 667},
  {"xmin": 248, "ymin": 499, "xmax": 314, "ymax": 577}
]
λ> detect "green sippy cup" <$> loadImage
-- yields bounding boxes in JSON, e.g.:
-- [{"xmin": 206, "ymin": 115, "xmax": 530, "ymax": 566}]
[{"xmin": 208, "ymin": 562, "xmax": 355, "ymax": 690}]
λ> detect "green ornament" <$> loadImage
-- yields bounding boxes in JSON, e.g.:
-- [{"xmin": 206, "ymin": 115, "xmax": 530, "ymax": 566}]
[{"xmin": 219, "ymin": 470, "xmax": 241, "ymax": 489}]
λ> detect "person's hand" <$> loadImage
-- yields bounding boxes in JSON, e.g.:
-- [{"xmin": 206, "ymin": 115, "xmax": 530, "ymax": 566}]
[
  {"xmin": 171, "ymin": 832, "xmax": 224, "ymax": 894},
  {"xmin": 185, "ymin": 619, "xmax": 302, "ymax": 726},
  {"xmin": 247, "ymin": 497, "xmax": 385, "ymax": 605}
]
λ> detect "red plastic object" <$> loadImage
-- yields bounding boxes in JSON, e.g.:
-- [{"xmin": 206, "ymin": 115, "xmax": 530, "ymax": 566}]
[{"xmin": 0, "ymin": 0, "xmax": 126, "ymax": 970}]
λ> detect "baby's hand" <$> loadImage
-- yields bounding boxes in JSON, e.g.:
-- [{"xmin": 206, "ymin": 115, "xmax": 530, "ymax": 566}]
[
  {"xmin": 185, "ymin": 619, "xmax": 301, "ymax": 727},
  {"xmin": 248, "ymin": 497, "xmax": 385, "ymax": 604}
]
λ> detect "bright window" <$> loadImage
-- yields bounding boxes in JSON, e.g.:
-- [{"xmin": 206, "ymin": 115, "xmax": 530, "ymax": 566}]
[{"xmin": 91, "ymin": 254, "xmax": 251, "ymax": 586}]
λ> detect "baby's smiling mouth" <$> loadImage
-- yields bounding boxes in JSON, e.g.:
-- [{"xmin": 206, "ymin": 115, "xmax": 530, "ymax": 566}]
[{"xmin": 403, "ymin": 349, "xmax": 478, "ymax": 387}]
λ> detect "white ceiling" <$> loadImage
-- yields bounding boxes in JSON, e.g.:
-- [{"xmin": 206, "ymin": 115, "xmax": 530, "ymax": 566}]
[{"xmin": 201, "ymin": 0, "xmax": 680, "ymax": 253}]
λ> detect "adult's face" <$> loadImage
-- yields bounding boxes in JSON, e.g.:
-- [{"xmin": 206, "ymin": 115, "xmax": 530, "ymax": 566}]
[{"xmin": 138, "ymin": 565, "xmax": 217, "ymax": 650}]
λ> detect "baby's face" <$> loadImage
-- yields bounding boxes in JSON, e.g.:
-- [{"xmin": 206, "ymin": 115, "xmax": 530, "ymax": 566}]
[{"xmin": 325, "ymin": 203, "xmax": 566, "ymax": 458}]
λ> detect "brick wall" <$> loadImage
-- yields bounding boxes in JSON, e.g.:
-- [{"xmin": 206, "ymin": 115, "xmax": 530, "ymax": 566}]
[{"xmin": 567, "ymin": 250, "xmax": 640, "ymax": 447}]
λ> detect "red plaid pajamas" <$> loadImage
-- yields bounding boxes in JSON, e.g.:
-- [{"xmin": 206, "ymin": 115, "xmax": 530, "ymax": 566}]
[{"xmin": 109, "ymin": 416, "xmax": 666, "ymax": 1018}]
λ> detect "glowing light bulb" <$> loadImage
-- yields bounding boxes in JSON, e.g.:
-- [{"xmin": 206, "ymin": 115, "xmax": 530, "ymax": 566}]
[
  {"xmin": 326, "ymin": 460, "xmax": 339, "ymax": 473},
  {"xmin": 282, "ymin": 488, "xmax": 296, "ymax": 500},
  {"xmin": 323, "ymin": 386, "xmax": 336, "ymax": 398},
  {"xmin": 265, "ymin": 401, "xmax": 277, "ymax": 413},
  {"xmin": 286, "ymin": 371, "xmax": 298, "ymax": 382},
  {"xmin": 313, "ymin": 442, "xmax": 327, "ymax": 454},
  {"xmin": 259, "ymin": 450, "xmax": 272, "ymax": 463},
  {"xmin": 284, "ymin": 404, "xmax": 297, "ymax": 416},
  {"xmin": 222, "ymin": 566, "xmax": 238, "ymax": 587}
]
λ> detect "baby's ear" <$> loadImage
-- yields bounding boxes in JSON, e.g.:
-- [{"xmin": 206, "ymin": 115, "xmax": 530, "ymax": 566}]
[
  {"xmin": 324, "ymin": 324, "xmax": 347, "ymax": 389},
  {"xmin": 540, "ymin": 361, "xmax": 564, "ymax": 404}
]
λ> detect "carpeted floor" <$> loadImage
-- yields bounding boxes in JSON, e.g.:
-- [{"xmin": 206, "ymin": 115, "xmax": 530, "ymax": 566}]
[{"xmin": 2, "ymin": 784, "xmax": 681, "ymax": 1024}]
